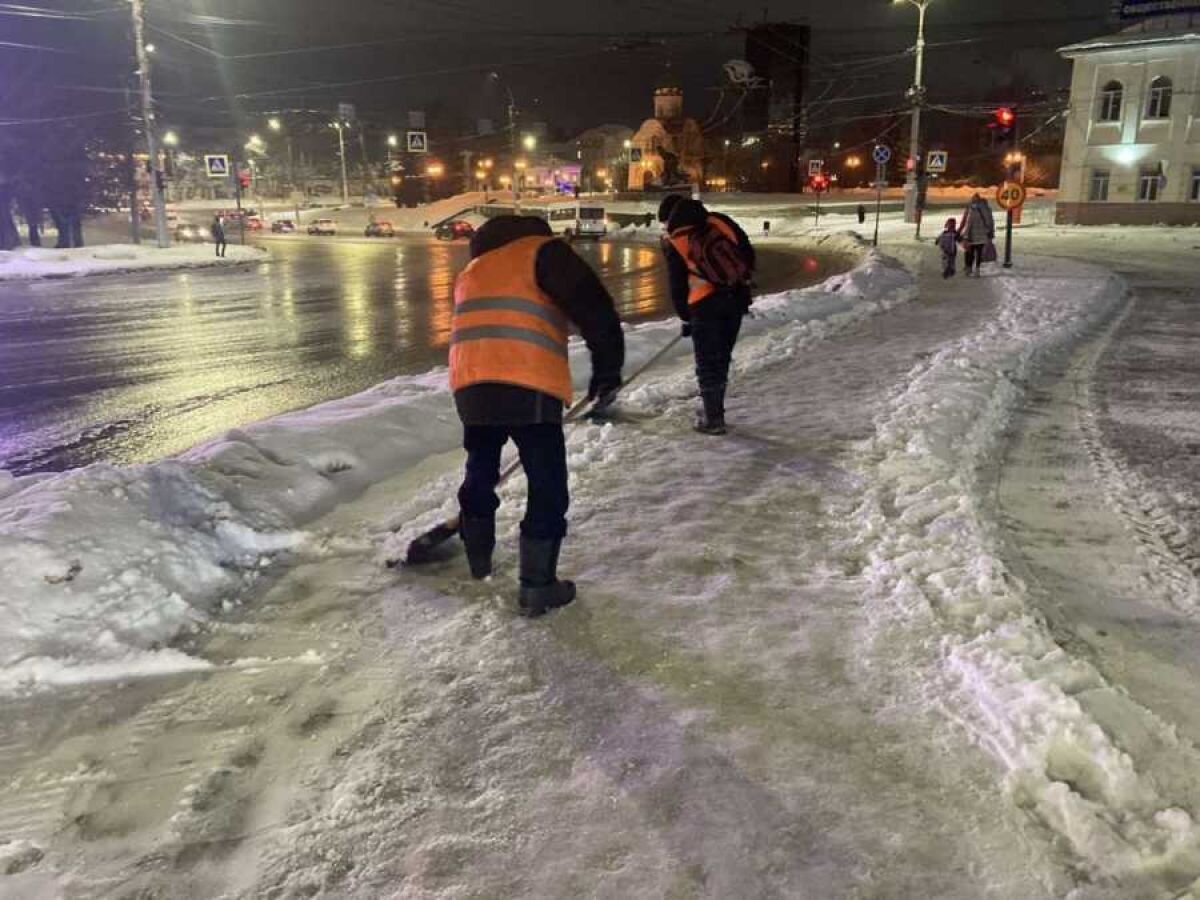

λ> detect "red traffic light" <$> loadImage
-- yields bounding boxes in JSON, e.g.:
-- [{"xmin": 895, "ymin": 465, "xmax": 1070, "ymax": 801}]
[
  {"xmin": 994, "ymin": 107, "xmax": 1015, "ymax": 127},
  {"xmin": 809, "ymin": 173, "xmax": 830, "ymax": 193}
]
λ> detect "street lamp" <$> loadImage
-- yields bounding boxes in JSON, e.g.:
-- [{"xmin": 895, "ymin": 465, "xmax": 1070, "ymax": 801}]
[
  {"xmin": 387, "ymin": 134, "xmax": 398, "ymax": 148},
  {"xmin": 162, "ymin": 130, "xmax": 179, "ymax": 147},
  {"xmin": 522, "ymin": 134, "xmax": 537, "ymax": 152},
  {"xmin": 894, "ymin": 0, "xmax": 932, "ymax": 229},
  {"xmin": 268, "ymin": 117, "xmax": 282, "ymax": 132}
]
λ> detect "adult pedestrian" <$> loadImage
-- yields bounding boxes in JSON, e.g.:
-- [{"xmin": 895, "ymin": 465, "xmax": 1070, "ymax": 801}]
[
  {"xmin": 856, "ymin": 203, "xmax": 867, "ymax": 225},
  {"xmin": 450, "ymin": 215, "xmax": 624, "ymax": 616},
  {"xmin": 956, "ymin": 192, "xmax": 995, "ymax": 277},
  {"xmin": 657, "ymin": 195, "xmax": 755, "ymax": 435},
  {"xmin": 210, "ymin": 215, "xmax": 226, "ymax": 258}
]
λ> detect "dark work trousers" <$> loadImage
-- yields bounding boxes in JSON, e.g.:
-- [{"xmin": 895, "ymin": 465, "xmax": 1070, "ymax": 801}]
[
  {"xmin": 214, "ymin": 239, "xmax": 227, "ymax": 258},
  {"xmin": 458, "ymin": 423, "xmax": 569, "ymax": 540},
  {"xmin": 690, "ymin": 292, "xmax": 745, "ymax": 396},
  {"xmin": 963, "ymin": 243, "xmax": 984, "ymax": 273}
]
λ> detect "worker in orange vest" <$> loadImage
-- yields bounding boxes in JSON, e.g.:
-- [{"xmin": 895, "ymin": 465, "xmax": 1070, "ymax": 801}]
[
  {"xmin": 450, "ymin": 215, "xmax": 624, "ymax": 616},
  {"xmin": 657, "ymin": 195, "xmax": 756, "ymax": 435}
]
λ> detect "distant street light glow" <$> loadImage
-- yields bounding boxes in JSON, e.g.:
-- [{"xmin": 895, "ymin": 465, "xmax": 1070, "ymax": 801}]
[
  {"xmin": 162, "ymin": 130, "xmax": 179, "ymax": 147},
  {"xmin": 268, "ymin": 117, "xmax": 282, "ymax": 131}
]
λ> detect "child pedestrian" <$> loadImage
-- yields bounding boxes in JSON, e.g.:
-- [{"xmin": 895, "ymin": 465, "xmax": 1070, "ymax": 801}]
[{"xmin": 935, "ymin": 217, "xmax": 958, "ymax": 279}]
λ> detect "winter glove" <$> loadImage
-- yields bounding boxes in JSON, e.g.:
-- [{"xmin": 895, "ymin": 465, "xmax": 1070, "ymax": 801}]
[
  {"xmin": 587, "ymin": 372, "xmax": 621, "ymax": 404},
  {"xmin": 680, "ymin": 322, "xmax": 693, "ymax": 338}
]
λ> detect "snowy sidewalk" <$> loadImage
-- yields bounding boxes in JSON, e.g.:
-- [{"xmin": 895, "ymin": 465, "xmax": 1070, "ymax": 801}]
[
  {"xmin": 0, "ymin": 243, "xmax": 265, "ymax": 282},
  {"xmin": 3, "ymin": 246, "xmax": 1158, "ymax": 898}
]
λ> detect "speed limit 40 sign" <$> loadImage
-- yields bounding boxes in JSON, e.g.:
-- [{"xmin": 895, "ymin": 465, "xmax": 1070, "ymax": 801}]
[{"xmin": 996, "ymin": 181, "xmax": 1027, "ymax": 210}]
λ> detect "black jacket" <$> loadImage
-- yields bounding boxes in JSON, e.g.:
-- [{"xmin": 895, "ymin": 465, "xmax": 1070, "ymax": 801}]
[
  {"xmin": 662, "ymin": 207, "xmax": 755, "ymax": 323},
  {"xmin": 454, "ymin": 215, "xmax": 625, "ymax": 426}
]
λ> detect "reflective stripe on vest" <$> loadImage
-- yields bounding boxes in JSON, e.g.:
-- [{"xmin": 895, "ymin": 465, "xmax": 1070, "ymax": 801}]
[
  {"xmin": 449, "ymin": 235, "xmax": 573, "ymax": 404},
  {"xmin": 668, "ymin": 215, "xmax": 740, "ymax": 306}
]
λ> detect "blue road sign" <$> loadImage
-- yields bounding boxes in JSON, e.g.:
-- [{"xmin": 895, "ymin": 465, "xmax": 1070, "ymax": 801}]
[
  {"xmin": 872, "ymin": 145, "xmax": 891, "ymax": 165},
  {"xmin": 204, "ymin": 154, "xmax": 230, "ymax": 178}
]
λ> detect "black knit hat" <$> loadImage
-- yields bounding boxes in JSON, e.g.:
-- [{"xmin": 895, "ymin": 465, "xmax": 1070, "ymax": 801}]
[
  {"xmin": 657, "ymin": 194, "xmax": 686, "ymax": 223},
  {"xmin": 665, "ymin": 197, "xmax": 707, "ymax": 232}
]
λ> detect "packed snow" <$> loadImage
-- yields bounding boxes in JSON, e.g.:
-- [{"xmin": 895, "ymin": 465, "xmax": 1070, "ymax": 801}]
[
  {"xmin": 0, "ymin": 232, "xmax": 900, "ymax": 691},
  {"xmin": 0, "ymin": 243, "xmax": 265, "ymax": 282},
  {"xmin": 7, "ymin": 217, "xmax": 1200, "ymax": 896}
]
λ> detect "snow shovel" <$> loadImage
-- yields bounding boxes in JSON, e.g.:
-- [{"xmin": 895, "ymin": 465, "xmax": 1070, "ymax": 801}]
[{"xmin": 393, "ymin": 333, "xmax": 684, "ymax": 568}]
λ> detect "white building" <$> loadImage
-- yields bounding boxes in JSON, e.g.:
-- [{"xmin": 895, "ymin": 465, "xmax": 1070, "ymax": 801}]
[{"xmin": 1058, "ymin": 13, "xmax": 1200, "ymax": 225}]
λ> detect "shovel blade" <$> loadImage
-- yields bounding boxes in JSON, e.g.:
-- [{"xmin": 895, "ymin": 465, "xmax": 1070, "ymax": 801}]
[{"xmin": 389, "ymin": 519, "xmax": 460, "ymax": 568}]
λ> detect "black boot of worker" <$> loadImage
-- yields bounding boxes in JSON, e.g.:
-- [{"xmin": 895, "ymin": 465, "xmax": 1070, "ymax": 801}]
[
  {"xmin": 459, "ymin": 514, "xmax": 495, "ymax": 579},
  {"xmin": 694, "ymin": 389, "xmax": 727, "ymax": 435},
  {"xmin": 517, "ymin": 536, "xmax": 576, "ymax": 617}
]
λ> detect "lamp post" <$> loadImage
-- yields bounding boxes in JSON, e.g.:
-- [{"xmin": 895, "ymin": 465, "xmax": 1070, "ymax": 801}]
[
  {"xmin": 331, "ymin": 120, "xmax": 350, "ymax": 205},
  {"xmin": 895, "ymin": 0, "xmax": 932, "ymax": 229},
  {"xmin": 130, "ymin": 0, "xmax": 169, "ymax": 247}
]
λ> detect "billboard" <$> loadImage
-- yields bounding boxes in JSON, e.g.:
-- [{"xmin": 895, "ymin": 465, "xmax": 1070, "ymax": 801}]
[{"xmin": 1114, "ymin": 0, "xmax": 1200, "ymax": 18}]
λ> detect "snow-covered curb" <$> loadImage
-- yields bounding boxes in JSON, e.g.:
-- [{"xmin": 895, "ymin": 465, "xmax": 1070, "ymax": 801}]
[
  {"xmin": 0, "ymin": 243, "xmax": 265, "ymax": 282},
  {"xmin": 853, "ymin": 260, "xmax": 1200, "ymax": 887},
  {"xmin": 0, "ymin": 233, "xmax": 903, "ymax": 692}
]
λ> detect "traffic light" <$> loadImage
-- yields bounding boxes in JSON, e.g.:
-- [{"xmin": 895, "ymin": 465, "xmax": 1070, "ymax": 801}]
[
  {"xmin": 809, "ymin": 172, "xmax": 830, "ymax": 193},
  {"xmin": 237, "ymin": 170, "xmax": 251, "ymax": 189},
  {"xmin": 991, "ymin": 106, "xmax": 1016, "ymax": 144}
]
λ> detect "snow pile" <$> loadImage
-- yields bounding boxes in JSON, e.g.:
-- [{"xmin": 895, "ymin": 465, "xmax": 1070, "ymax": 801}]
[
  {"xmin": 605, "ymin": 222, "xmax": 663, "ymax": 243},
  {"xmin": 854, "ymin": 260, "xmax": 1200, "ymax": 888},
  {"xmin": 0, "ymin": 234, "xmax": 907, "ymax": 692},
  {"xmin": 0, "ymin": 243, "xmax": 265, "ymax": 282}
]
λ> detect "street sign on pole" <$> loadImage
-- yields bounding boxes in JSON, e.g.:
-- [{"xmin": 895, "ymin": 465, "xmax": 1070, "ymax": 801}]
[
  {"xmin": 204, "ymin": 154, "xmax": 230, "ymax": 179},
  {"xmin": 337, "ymin": 101, "xmax": 356, "ymax": 123},
  {"xmin": 925, "ymin": 150, "xmax": 948, "ymax": 173},
  {"xmin": 808, "ymin": 159, "xmax": 824, "ymax": 176},
  {"xmin": 872, "ymin": 144, "xmax": 892, "ymax": 166},
  {"xmin": 406, "ymin": 131, "xmax": 428, "ymax": 153},
  {"xmin": 996, "ymin": 181, "xmax": 1026, "ymax": 269},
  {"xmin": 996, "ymin": 180, "xmax": 1026, "ymax": 210}
]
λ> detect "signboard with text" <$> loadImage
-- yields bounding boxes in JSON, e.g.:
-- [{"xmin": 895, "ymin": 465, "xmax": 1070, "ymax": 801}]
[{"xmin": 1114, "ymin": 0, "xmax": 1200, "ymax": 19}]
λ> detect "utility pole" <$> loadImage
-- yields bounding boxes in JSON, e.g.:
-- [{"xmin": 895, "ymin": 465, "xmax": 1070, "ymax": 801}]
[
  {"xmin": 333, "ymin": 120, "xmax": 350, "ymax": 205},
  {"xmin": 896, "ymin": 0, "xmax": 931, "ymax": 229},
  {"xmin": 507, "ymin": 86, "xmax": 521, "ymax": 212},
  {"xmin": 130, "ymin": 0, "xmax": 169, "ymax": 248}
]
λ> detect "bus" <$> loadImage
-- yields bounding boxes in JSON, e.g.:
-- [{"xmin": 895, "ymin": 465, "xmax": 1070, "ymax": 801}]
[{"xmin": 476, "ymin": 199, "xmax": 607, "ymax": 240}]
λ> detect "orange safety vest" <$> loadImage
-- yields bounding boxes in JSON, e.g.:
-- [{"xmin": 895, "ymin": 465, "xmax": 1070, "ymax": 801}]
[
  {"xmin": 667, "ymin": 214, "xmax": 741, "ymax": 306},
  {"xmin": 449, "ymin": 235, "xmax": 573, "ymax": 404}
]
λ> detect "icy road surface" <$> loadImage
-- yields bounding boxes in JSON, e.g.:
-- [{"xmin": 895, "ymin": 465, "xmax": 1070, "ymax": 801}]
[
  {"xmin": 0, "ymin": 238, "xmax": 846, "ymax": 475},
  {"xmin": 5, "ymin": 233, "xmax": 1200, "ymax": 898}
]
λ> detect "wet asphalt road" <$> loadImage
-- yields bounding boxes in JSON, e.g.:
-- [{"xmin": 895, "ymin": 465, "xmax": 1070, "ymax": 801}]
[{"xmin": 0, "ymin": 237, "xmax": 849, "ymax": 474}]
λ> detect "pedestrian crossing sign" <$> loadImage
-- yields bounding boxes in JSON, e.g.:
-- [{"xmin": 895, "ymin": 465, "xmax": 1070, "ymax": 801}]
[
  {"xmin": 926, "ymin": 150, "xmax": 948, "ymax": 173},
  {"xmin": 406, "ymin": 131, "xmax": 428, "ymax": 153},
  {"xmin": 204, "ymin": 154, "xmax": 230, "ymax": 178}
]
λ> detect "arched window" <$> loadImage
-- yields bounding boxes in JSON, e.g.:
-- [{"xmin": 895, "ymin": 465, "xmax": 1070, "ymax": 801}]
[
  {"xmin": 1146, "ymin": 76, "xmax": 1172, "ymax": 119},
  {"xmin": 1098, "ymin": 80, "xmax": 1123, "ymax": 122}
]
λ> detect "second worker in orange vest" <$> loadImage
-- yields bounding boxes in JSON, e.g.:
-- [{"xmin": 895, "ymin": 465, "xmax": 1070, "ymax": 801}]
[
  {"xmin": 450, "ymin": 215, "xmax": 624, "ymax": 617},
  {"xmin": 658, "ymin": 195, "xmax": 756, "ymax": 435}
]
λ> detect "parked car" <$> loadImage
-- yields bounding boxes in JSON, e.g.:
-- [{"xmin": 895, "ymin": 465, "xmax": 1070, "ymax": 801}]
[
  {"xmin": 307, "ymin": 218, "xmax": 337, "ymax": 236},
  {"xmin": 435, "ymin": 219, "xmax": 475, "ymax": 241},
  {"xmin": 271, "ymin": 219, "xmax": 297, "ymax": 233},
  {"xmin": 245, "ymin": 215, "xmax": 264, "ymax": 231},
  {"xmin": 173, "ymin": 223, "xmax": 206, "ymax": 243},
  {"xmin": 365, "ymin": 220, "xmax": 395, "ymax": 238}
]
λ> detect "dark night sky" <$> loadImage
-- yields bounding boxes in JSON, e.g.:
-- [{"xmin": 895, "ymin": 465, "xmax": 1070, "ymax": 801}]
[{"xmin": 2, "ymin": 0, "xmax": 1115, "ymax": 139}]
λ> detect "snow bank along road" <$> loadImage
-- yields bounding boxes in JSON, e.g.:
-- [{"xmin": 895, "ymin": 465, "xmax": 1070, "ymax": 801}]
[{"xmin": 2, "ymin": 230, "xmax": 1197, "ymax": 897}]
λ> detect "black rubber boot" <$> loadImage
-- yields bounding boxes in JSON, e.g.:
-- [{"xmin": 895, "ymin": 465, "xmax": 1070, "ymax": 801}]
[
  {"xmin": 517, "ymin": 536, "xmax": 576, "ymax": 617},
  {"xmin": 694, "ymin": 389, "xmax": 727, "ymax": 435},
  {"xmin": 459, "ymin": 514, "xmax": 495, "ymax": 580}
]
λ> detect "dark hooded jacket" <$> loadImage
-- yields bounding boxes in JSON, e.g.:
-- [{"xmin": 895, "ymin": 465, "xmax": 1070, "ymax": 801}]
[
  {"xmin": 453, "ymin": 215, "xmax": 624, "ymax": 426},
  {"xmin": 661, "ymin": 198, "xmax": 756, "ymax": 322}
]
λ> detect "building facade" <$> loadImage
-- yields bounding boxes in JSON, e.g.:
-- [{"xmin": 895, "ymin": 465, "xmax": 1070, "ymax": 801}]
[
  {"xmin": 627, "ymin": 75, "xmax": 704, "ymax": 191},
  {"xmin": 1057, "ymin": 14, "xmax": 1200, "ymax": 225}
]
